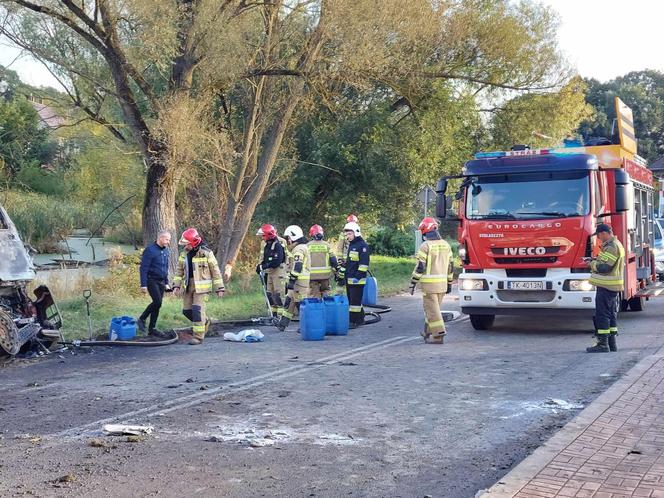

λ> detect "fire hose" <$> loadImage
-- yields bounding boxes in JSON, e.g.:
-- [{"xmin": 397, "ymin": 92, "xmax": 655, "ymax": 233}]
[{"xmin": 59, "ymin": 329, "xmax": 179, "ymax": 348}]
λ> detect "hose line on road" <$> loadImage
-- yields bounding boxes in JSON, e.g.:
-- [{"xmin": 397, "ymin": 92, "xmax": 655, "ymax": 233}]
[{"xmin": 59, "ymin": 330, "xmax": 179, "ymax": 348}]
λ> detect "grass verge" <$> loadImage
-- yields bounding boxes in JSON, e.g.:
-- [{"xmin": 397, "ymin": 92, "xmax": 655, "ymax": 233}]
[{"xmin": 52, "ymin": 255, "xmax": 416, "ymax": 340}]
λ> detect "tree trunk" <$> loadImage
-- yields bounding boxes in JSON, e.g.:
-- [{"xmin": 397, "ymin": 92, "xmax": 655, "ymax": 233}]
[
  {"xmin": 142, "ymin": 157, "xmax": 179, "ymax": 272},
  {"xmin": 216, "ymin": 81, "xmax": 306, "ymax": 271}
]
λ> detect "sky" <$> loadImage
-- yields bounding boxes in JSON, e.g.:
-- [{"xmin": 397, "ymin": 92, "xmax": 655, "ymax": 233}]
[{"xmin": 1, "ymin": 0, "xmax": 663, "ymax": 88}]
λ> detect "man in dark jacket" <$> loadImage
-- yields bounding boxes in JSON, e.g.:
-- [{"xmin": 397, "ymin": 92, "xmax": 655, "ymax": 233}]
[{"xmin": 138, "ymin": 230, "xmax": 171, "ymax": 337}]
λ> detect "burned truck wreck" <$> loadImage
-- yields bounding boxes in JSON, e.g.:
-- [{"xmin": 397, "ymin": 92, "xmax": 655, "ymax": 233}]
[{"xmin": 0, "ymin": 205, "xmax": 62, "ymax": 357}]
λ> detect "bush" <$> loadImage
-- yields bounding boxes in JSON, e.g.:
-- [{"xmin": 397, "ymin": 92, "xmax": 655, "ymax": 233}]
[
  {"xmin": 15, "ymin": 164, "xmax": 68, "ymax": 196},
  {"xmin": 2, "ymin": 189, "xmax": 102, "ymax": 252},
  {"xmin": 366, "ymin": 227, "xmax": 415, "ymax": 257}
]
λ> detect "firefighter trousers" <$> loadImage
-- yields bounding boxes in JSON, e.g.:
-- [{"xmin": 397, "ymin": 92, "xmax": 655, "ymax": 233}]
[
  {"xmin": 265, "ymin": 271, "xmax": 285, "ymax": 316},
  {"xmin": 423, "ymin": 292, "xmax": 445, "ymax": 338},
  {"xmin": 309, "ymin": 279, "xmax": 331, "ymax": 299},
  {"xmin": 594, "ymin": 286, "xmax": 618, "ymax": 335},
  {"xmin": 278, "ymin": 283, "xmax": 308, "ymax": 329},
  {"xmin": 183, "ymin": 282, "xmax": 208, "ymax": 339},
  {"xmin": 346, "ymin": 283, "xmax": 365, "ymax": 325}
]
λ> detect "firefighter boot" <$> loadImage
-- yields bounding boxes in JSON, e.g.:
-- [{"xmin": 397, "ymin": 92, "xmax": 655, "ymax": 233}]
[
  {"xmin": 586, "ymin": 334, "xmax": 610, "ymax": 353},
  {"xmin": 608, "ymin": 332, "xmax": 618, "ymax": 352},
  {"xmin": 427, "ymin": 331, "xmax": 446, "ymax": 344}
]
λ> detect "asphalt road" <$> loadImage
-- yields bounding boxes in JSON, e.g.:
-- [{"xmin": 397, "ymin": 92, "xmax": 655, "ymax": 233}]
[{"xmin": 1, "ymin": 291, "xmax": 663, "ymax": 498}]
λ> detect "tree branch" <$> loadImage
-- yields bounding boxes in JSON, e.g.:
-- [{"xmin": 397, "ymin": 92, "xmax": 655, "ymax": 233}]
[
  {"xmin": 7, "ymin": 0, "xmax": 107, "ymax": 53},
  {"xmin": 417, "ymin": 71, "xmax": 561, "ymax": 92}
]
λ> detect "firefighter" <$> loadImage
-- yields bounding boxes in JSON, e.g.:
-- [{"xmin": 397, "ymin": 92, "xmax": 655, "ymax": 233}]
[
  {"xmin": 339, "ymin": 221, "xmax": 369, "ymax": 327},
  {"xmin": 275, "ymin": 225, "xmax": 310, "ymax": 331},
  {"xmin": 307, "ymin": 225, "xmax": 339, "ymax": 299},
  {"xmin": 409, "ymin": 217, "xmax": 453, "ymax": 344},
  {"xmin": 586, "ymin": 223, "xmax": 625, "ymax": 353},
  {"xmin": 256, "ymin": 224, "xmax": 286, "ymax": 317},
  {"xmin": 336, "ymin": 214, "xmax": 359, "ymax": 266},
  {"xmin": 172, "ymin": 228, "xmax": 225, "ymax": 345}
]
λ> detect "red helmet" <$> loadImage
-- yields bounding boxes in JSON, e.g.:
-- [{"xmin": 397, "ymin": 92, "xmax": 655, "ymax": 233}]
[
  {"xmin": 261, "ymin": 224, "xmax": 277, "ymax": 241},
  {"xmin": 418, "ymin": 217, "xmax": 438, "ymax": 235},
  {"xmin": 179, "ymin": 227, "xmax": 202, "ymax": 248},
  {"xmin": 309, "ymin": 224, "xmax": 324, "ymax": 238},
  {"xmin": 346, "ymin": 214, "xmax": 359, "ymax": 223}
]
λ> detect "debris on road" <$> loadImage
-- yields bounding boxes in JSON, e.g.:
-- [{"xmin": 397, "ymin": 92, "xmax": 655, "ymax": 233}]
[
  {"xmin": 102, "ymin": 424, "xmax": 154, "ymax": 436},
  {"xmin": 54, "ymin": 474, "xmax": 77, "ymax": 484},
  {"xmin": 87, "ymin": 439, "xmax": 107, "ymax": 448},
  {"xmin": 126, "ymin": 435, "xmax": 145, "ymax": 443},
  {"xmin": 223, "ymin": 329, "xmax": 264, "ymax": 342}
]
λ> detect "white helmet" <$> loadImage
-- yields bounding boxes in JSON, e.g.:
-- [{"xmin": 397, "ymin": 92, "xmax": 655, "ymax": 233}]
[
  {"xmin": 284, "ymin": 225, "xmax": 304, "ymax": 241},
  {"xmin": 343, "ymin": 221, "xmax": 361, "ymax": 236}
]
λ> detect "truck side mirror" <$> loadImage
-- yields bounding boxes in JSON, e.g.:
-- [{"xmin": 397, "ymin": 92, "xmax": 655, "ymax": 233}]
[
  {"xmin": 614, "ymin": 170, "xmax": 631, "ymax": 213},
  {"xmin": 436, "ymin": 192, "xmax": 447, "ymax": 220}
]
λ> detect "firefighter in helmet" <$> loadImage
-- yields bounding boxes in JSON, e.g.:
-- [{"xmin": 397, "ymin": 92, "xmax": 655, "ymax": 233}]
[
  {"xmin": 339, "ymin": 221, "xmax": 369, "ymax": 327},
  {"xmin": 409, "ymin": 217, "xmax": 453, "ymax": 344},
  {"xmin": 275, "ymin": 225, "xmax": 310, "ymax": 331},
  {"xmin": 336, "ymin": 214, "xmax": 359, "ymax": 266},
  {"xmin": 256, "ymin": 224, "xmax": 286, "ymax": 317},
  {"xmin": 307, "ymin": 225, "xmax": 339, "ymax": 299},
  {"xmin": 586, "ymin": 223, "xmax": 625, "ymax": 353},
  {"xmin": 172, "ymin": 228, "xmax": 225, "ymax": 345}
]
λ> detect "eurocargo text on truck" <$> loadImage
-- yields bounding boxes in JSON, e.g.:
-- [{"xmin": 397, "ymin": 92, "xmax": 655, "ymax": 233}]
[{"xmin": 435, "ymin": 97, "xmax": 657, "ymax": 331}]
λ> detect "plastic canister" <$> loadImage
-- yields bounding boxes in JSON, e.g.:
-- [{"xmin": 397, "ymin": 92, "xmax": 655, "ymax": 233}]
[
  {"xmin": 300, "ymin": 298, "xmax": 326, "ymax": 341},
  {"xmin": 109, "ymin": 316, "xmax": 137, "ymax": 341},
  {"xmin": 362, "ymin": 276, "xmax": 378, "ymax": 306},
  {"xmin": 323, "ymin": 295, "xmax": 349, "ymax": 336}
]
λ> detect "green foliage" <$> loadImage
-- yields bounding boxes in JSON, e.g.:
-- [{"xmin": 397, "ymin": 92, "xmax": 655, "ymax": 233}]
[
  {"xmin": 15, "ymin": 164, "xmax": 67, "ymax": 196},
  {"xmin": 367, "ymin": 228, "xmax": 415, "ymax": 257},
  {"xmin": 0, "ymin": 96, "xmax": 53, "ymax": 175},
  {"xmin": 491, "ymin": 77, "xmax": 594, "ymax": 149},
  {"xmin": 2, "ymin": 189, "xmax": 102, "ymax": 252},
  {"xmin": 580, "ymin": 70, "xmax": 664, "ymax": 163}
]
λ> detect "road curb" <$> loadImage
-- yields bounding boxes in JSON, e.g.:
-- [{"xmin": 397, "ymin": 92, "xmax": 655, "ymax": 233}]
[{"xmin": 479, "ymin": 344, "xmax": 664, "ymax": 497}]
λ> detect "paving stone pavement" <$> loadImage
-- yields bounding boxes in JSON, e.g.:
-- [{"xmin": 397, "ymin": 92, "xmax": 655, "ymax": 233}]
[{"xmin": 484, "ymin": 347, "xmax": 664, "ymax": 498}]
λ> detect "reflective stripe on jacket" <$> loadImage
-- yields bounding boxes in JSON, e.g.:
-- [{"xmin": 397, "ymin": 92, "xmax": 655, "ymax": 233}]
[
  {"xmin": 307, "ymin": 240, "xmax": 337, "ymax": 280},
  {"xmin": 589, "ymin": 236, "xmax": 625, "ymax": 292},
  {"xmin": 412, "ymin": 238, "xmax": 453, "ymax": 294},
  {"xmin": 173, "ymin": 246, "xmax": 224, "ymax": 294}
]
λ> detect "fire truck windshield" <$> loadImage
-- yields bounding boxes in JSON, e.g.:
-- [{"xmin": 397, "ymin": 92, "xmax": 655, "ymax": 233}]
[{"xmin": 465, "ymin": 171, "xmax": 590, "ymax": 220}]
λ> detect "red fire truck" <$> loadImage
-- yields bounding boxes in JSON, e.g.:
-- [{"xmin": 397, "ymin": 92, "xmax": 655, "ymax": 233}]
[{"xmin": 436, "ymin": 97, "xmax": 657, "ymax": 330}]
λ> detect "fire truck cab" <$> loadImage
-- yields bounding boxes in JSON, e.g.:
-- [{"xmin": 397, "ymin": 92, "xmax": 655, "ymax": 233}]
[{"xmin": 436, "ymin": 97, "xmax": 657, "ymax": 331}]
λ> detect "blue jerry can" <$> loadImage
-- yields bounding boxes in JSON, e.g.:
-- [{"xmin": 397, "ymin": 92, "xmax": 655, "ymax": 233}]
[
  {"xmin": 300, "ymin": 298, "xmax": 326, "ymax": 341},
  {"xmin": 362, "ymin": 276, "xmax": 378, "ymax": 306}
]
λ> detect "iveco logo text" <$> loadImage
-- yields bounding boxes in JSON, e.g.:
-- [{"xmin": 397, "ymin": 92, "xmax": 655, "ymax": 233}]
[
  {"xmin": 503, "ymin": 247, "xmax": 546, "ymax": 256},
  {"xmin": 479, "ymin": 233, "xmax": 504, "ymax": 238},
  {"xmin": 487, "ymin": 223, "xmax": 562, "ymax": 229}
]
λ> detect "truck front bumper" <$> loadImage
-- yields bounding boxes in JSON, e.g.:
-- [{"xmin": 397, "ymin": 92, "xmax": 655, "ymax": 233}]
[{"xmin": 458, "ymin": 269, "xmax": 596, "ymax": 316}]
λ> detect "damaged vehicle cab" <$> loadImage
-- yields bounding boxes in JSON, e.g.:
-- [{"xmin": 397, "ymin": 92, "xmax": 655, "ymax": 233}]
[{"xmin": 0, "ymin": 205, "xmax": 62, "ymax": 357}]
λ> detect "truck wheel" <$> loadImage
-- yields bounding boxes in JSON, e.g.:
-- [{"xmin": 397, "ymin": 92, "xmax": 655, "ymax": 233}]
[
  {"xmin": 628, "ymin": 296, "xmax": 644, "ymax": 312},
  {"xmin": 470, "ymin": 314, "xmax": 495, "ymax": 331},
  {"xmin": 619, "ymin": 299, "xmax": 629, "ymax": 312}
]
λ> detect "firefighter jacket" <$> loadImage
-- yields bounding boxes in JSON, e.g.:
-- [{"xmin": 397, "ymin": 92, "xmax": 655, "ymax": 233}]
[
  {"xmin": 307, "ymin": 239, "xmax": 338, "ymax": 281},
  {"xmin": 287, "ymin": 239, "xmax": 310, "ymax": 286},
  {"xmin": 336, "ymin": 236, "xmax": 350, "ymax": 264},
  {"xmin": 173, "ymin": 245, "xmax": 224, "ymax": 294},
  {"xmin": 344, "ymin": 237, "xmax": 369, "ymax": 285},
  {"xmin": 260, "ymin": 237, "xmax": 286, "ymax": 275},
  {"xmin": 412, "ymin": 233, "xmax": 453, "ymax": 293},
  {"xmin": 589, "ymin": 236, "xmax": 625, "ymax": 292}
]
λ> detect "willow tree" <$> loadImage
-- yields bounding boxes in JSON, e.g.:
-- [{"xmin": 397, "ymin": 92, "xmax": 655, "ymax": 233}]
[{"xmin": 0, "ymin": 0, "xmax": 569, "ymax": 273}]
